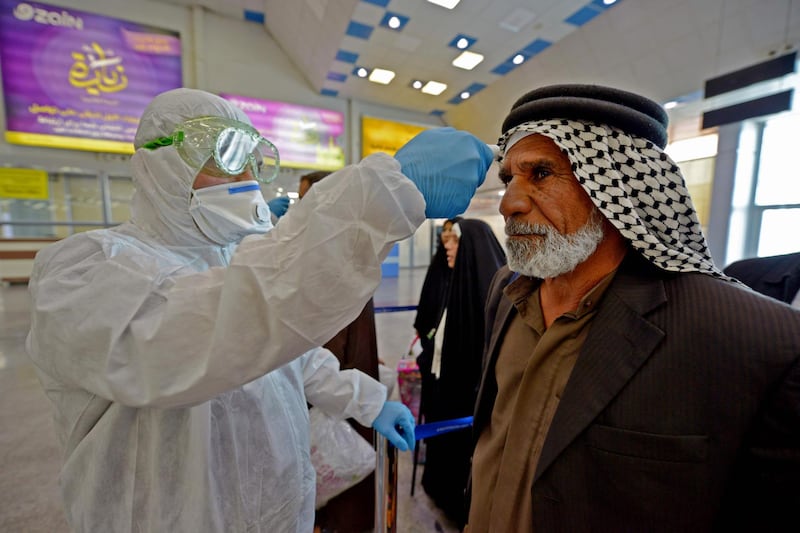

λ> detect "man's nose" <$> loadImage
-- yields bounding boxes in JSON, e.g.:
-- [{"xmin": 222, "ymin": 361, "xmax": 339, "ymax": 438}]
[{"xmin": 499, "ymin": 178, "xmax": 531, "ymax": 218}]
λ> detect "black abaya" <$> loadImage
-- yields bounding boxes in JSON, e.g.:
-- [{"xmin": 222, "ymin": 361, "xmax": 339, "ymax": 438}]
[{"xmin": 414, "ymin": 218, "xmax": 506, "ymax": 528}]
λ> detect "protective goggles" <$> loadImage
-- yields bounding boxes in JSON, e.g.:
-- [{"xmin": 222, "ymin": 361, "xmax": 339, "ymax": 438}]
[{"xmin": 142, "ymin": 116, "xmax": 280, "ymax": 184}]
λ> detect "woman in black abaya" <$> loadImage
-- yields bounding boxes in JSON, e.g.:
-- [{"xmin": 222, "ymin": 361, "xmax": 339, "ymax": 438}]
[{"xmin": 413, "ymin": 217, "xmax": 506, "ymax": 530}]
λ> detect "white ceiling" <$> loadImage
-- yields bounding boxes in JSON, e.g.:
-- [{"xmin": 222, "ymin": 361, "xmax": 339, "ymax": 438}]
[
  {"xmin": 155, "ymin": 0, "xmax": 800, "ymax": 213},
  {"xmin": 159, "ymin": 0, "xmax": 800, "ymax": 144}
]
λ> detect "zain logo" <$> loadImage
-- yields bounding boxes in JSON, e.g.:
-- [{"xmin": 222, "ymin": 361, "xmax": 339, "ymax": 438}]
[
  {"xmin": 12, "ymin": 2, "xmax": 32, "ymax": 20},
  {"xmin": 13, "ymin": 3, "xmax": 84, "ymax": 30}
]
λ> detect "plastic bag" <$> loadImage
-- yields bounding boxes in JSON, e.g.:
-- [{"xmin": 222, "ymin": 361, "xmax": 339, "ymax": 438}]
[
  {"xmin": 309, "ymin": 407, "xmax": 376, "ymax": 509},
  {"xmin": 396, "ymin": 335, "xmax": 422, "ymax": 419}
]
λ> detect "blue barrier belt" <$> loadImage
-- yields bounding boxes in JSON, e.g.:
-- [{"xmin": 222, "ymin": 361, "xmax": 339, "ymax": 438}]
[
  {"xmin": 373, "ymin": 305, "xmax": 418, "ymax": 314},
  {"xmin": 415, "ymin": 416, "xmax": 473, "ymax": 441}
]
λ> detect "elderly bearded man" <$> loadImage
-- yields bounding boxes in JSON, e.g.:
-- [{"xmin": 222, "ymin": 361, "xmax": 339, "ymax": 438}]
[{"xmin": 466, "ymin": 85, "xmax": 800, "ymax": 533}]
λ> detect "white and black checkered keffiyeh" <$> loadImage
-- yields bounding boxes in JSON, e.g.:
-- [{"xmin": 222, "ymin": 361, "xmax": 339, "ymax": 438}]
[{"xmin": 497, "ymin": 119, "xmax": 727, "ymax": 279}]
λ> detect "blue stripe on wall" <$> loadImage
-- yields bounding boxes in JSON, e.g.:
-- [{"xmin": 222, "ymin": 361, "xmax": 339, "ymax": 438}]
[
  {"xmin": 565, "ymin": 5, "xmax": 602, "ymax": 26},
  {"xmin": 491, "ymin": 63, "xmax": 515, "ymax": 75},
  {"xmin": 327, "ymin": 72, "xmax": 347, "ymax": 82},
  {"xmin": 336, "ymin": 50, "xmax": 359, "ymax": 64},
  {"xmin": 346, "ymin": 21, "xmax": 374, "ymax": 39},
  {"xmin": 522, "ymin": 38, "xmax": 551, "ymax": 55},
  {"xmin": 243, "ymin": 10, "xmax": 264, "ymax": 23}
]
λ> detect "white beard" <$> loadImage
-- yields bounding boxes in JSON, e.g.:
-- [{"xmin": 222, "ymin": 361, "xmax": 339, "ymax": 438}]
[{"xmin": 505, "ymin": 209, "xmax": 605, "ymax": 279}]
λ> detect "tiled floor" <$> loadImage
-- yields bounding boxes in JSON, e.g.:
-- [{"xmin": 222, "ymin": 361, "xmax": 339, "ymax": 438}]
[{"xmin": 0, "ymin": 267, "xmax": 461, "ymax": 532}]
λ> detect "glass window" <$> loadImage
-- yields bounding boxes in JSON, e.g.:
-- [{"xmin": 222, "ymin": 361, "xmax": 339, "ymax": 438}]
[
  {"xmin": 0, "ymin": 198, "xmax": 53, "ymax": 238},
  {"xmin": 758, "ymin": 207, "xmax": 800, "ymax": 256},
  {"xmin": 58, "ymin": 173, "xmax": 104, "ymax": 234},
  {"xmin": 727, "ymin": 114, "xmax": 800, "ymax": 263},
  {"xmin": 0, "ymin": 169, "xmax": 132, "ymax": 239},
  {"xmin": 109, "ymin": 175, "xmax": 134, "ymax": 223},
  {"xmin": 756, "ymin": 116, "xmax": 800, "ymax": 205}
]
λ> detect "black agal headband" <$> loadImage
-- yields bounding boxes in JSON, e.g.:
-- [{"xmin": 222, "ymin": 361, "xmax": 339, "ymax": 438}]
[{"xmin": 501, "ymin": 84, "xmax": 669, "ymax": 149}]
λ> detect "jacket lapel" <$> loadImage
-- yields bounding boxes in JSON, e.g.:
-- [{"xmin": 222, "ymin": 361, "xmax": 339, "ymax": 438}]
[
  {"xmin": 484, "ymin": 289, "xmax": 515, "ymax": 374},
  {"xmin": 473, "ymin": 272, "xmax": 517, "ymax": 433},
  {"xmin": 534, "ymin": 261, "xmax": 667, "ymax": 481}
]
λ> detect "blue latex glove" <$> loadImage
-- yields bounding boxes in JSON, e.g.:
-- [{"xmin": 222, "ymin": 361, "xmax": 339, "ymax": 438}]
[
  {"xmin": 267, "ymin": 196, "xmax": 290, "ymax": 218},
  {"xmin": 372, "ymin": 401, "xmax": 416, "ymax": 452},
  {"xmin": 394, "ymin": 127, "xmax": 494, "ymax": 218}
]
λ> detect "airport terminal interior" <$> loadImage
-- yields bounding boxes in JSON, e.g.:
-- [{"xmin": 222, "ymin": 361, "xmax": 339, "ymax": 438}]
[{"xmin": 2, "ymin": 0, "xmax": 800, "ymax": 531}]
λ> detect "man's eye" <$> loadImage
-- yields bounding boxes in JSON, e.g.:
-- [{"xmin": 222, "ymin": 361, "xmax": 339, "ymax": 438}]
[
  {"xmin": 531, "ymin": 165, "xmax": 552, "ymax": 181},
  {"xmin": 498, "ymin": 171, "xmax": 512, "ymax": 185}
]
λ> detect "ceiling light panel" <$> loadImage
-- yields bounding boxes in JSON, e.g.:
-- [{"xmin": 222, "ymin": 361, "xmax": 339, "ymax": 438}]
[
  {"xmin": 452, "ymin": 50, "xmax": 484, "ymax": 70},
  {"xmin": 368, "ymin": 68, "xmax": 396, "ymax": 84},
  {"xmin": 421, "ymin": 81, "xmax": 447, "ymax": 95},
  {"xmin": 426, "ymin": 0, "xmax": 461, "ymax": 9}
]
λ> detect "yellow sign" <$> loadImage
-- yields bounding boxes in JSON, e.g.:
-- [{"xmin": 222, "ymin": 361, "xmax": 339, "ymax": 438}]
[
  {"xmin": 0, "ymin": 168, "xmax": 49, "ymax": 200},
  {"xmin": 361, "ymin": 116, "xmax": 428, "ymax": 158},
  {"xmin": 5, "ymin": 131, "xmax": 134, "ymax": 154}
]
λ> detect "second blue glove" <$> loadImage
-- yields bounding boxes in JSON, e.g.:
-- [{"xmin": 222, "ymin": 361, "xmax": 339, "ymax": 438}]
[
  {"xmin": 267, "ymin": 196, "xmax": 290, "ymax": 218},
  {"xmin": 394, "ymin": 127, "xmax": 494, "ymax": 219},
  {"xmin": 372, "ymin": 401, "xmax": 415, "ymax": 452}
]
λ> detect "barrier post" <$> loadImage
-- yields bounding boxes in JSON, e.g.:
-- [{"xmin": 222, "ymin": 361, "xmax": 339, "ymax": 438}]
[{"xmin": 374, "ymin": 433, "xmax": 398, "ymax": 532}]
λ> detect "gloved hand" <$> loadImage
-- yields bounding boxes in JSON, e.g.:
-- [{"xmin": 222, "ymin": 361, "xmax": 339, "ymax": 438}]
[
  {"xmin": 267, "ymin": 196, "xmax": 290, "ymax": 218},
  {"xmin": 394, "ymin": 127, "xmax": 494, "ymax": 218},
  {"xmin": 372, "ymin": 401, "xmax": 415, "ymax": 452}
]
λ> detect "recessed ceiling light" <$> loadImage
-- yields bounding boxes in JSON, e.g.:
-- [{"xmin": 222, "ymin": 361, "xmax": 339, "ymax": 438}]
[
  {"xmin": 426, "ymin": 0, "xmax": 460, "ymax": 9},
  {"xmin": 411, "ymin": 80, "xmax": 423, "ymax": 89},
  {"xmin": 512, "ymin": 54, "xmax": 525, "ymax": 65},
  {"xmin": 369, "ymin": 68, "xmax": 396, "ymax": 84},
  {"xmin": 452, "ymin": 50, "xmax": 484, "ymax": 70},
  {"xmin": 604, "ymin": 0, "xmax": 617, "ymax": 4},
  {"xmin": 380, "ymin": 11, "xmax": 409, "ymax": 31},
  {"xmin": 448, "ymin": 34, "xmax": 477, "ymax": 50},
  {"xmin": 460, "ymin": 91, "xmax": 470, "ymax": 99},
  {"xmin": 421, "ymin": 81, "xmax": 447, "ymax": 95},
  {"xmin": 354, "ymin": 67, "xmax": 369, "ymax": 78},
  {"xmin": 664, "ymin": 100, "xmax": 678, "ymax": 109}
]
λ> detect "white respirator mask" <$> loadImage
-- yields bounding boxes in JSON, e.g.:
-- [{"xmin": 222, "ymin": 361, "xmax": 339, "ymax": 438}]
[{"xmin": 189, "ymin": 180, "xmax": 273, "ymax": 245}]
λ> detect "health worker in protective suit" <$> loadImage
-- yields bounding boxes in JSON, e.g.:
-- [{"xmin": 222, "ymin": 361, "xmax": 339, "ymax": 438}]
[{"xmin": 25, "ymin": 88, "xmax": 494, "ymax": 533}]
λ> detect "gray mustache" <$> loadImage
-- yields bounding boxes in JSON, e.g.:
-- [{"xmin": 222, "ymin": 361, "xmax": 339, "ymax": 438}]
[{"xmin": 505, "ymin": 219, "xmax": 547, "ymax": 236}]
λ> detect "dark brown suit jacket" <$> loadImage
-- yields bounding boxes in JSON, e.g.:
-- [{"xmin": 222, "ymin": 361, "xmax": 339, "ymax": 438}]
[{"xmin": 472, "ymin": 252, "xmax": 800, "ymax": 532}]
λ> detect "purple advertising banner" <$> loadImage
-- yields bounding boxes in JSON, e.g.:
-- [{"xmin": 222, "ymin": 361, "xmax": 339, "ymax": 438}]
[
  {"xmin": 220, "ymin": 93, "xmax": 346, "ymax": 171},
  {"xmin": 0, "ymin": 0, "xmax": 182, "ymax": 153}
]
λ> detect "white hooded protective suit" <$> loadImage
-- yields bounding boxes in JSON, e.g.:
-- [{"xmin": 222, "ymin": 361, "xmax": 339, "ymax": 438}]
[{"xmin": 25, "ymin": 89, "xmax": 425, "ymax": 532}]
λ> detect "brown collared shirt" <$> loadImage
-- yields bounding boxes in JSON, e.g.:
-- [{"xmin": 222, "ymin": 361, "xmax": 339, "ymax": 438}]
[{"xmin": 468, "ymin": 271, "xmax": 615, "ymax": 532}]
